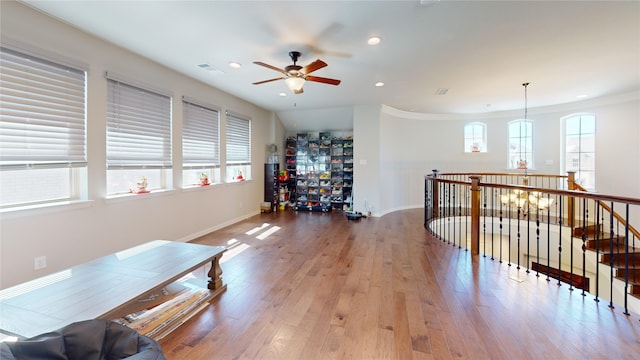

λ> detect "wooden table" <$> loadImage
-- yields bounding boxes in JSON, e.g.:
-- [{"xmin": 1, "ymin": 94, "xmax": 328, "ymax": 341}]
[{"xmin": 0, "ymin": 240, "xmax": 226, "ymax": 339}]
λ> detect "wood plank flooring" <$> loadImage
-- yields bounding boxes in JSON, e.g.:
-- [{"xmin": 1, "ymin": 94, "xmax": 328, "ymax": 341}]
[{"xmin": 159, "ymin": 209, "xmax": 640, "ymax": 359}]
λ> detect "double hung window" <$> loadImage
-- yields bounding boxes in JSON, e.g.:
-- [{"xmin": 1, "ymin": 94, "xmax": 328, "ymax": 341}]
[
  {"xmin": 508, "ymin": 120, "xmax": 533, "ymax": 169},
  {"xmin": 106, "ymin": 76, "xmax": 172, "ymax": 195},
  {"xmin": 182, "ymin": 99, "xmax": 220, "ymax": 186},
  {"xmin": 564, "ymin": 114, "xmax": 596, "ymax": 190},
  {"xmin": 0, "ymin": 47, "xmax": 87, "ymax": 209},
  {"xmin": 225, "ymin": 112, "xmax": 251, "ymax": 181},
  {"xmin": 464, "ymin": 122, "xmax": 487, "ymax": 153}
]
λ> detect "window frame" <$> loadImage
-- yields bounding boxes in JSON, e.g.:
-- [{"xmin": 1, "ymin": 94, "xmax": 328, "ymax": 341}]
[
  {"xmin": 463, "ymin": 122, "xmax": 487, "ymax": 153},
  {"xmin": 182, "ymin": 97, "xmax": 220, "ymax": 187},
  {"xmin": 105, "ymin": 74, "xmax": 172, "ymax": 196},
  {"xmin": 507, "ymin": 119, "xmax": 534, "ymax": 169},
  {"xmin": 563, "ymin": 113, "xmax": 596, "ymax": 190},
  {"xmin": 0, "ymin": 45, "xmax": 88, "ymax": 210},
  {"xmin": 225, "ymin": 111, "xmax": 252, "ymax": 182}
]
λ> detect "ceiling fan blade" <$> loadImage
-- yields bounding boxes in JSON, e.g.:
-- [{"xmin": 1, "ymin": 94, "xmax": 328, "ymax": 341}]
[
  {"xmin": 306, "ymin": 76, "xmax": 341, "ymax": 86},
  {"xmin": 302, "ymin": 59, "xmax": 328, "ymax": 75},
  {"xmin": 253, "ymin": 61, "xmax": 287, "ymax": 75},
  {"xmin": 253, "ymin": 77, "xmax": 286, "ymax": 85}
]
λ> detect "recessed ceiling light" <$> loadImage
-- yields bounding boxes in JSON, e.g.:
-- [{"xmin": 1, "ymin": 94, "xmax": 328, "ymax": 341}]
[
  {"xmin": 228, "ymin": 62, "xmax": 241, "ymax": 68},
  {"xmin": 367, "ymin": 36, "xmax": 381, "ymax": 45},
  {"xmin": 279, "ymin": 92, "xmax": 287, "ymax": 97},
  {"xmin": 375, "ymin": 82, "xmax": 384, "ymax": 87}
]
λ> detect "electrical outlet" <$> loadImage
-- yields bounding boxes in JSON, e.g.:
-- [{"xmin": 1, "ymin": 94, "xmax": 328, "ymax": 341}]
[{"xmin": 34, "ymin": 256, "xmax": 46, "ymax": 270}]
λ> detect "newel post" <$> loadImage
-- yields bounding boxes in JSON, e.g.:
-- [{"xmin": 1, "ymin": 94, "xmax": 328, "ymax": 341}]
[
  {"xmin": 469, "ymin": 175, "xmax": 481, "ymax": 255},
  {"xmin": 431, "ymin": 169, "xmax": 439, "ymax": 218},
  {"xmin": 567, "ymin": 171, "xmax": 576, "ymax": 228}
]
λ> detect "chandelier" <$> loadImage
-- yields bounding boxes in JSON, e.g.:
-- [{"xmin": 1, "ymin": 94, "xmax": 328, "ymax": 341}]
[{"xmin": 500, "ymin": 189, "xmax": 554, "ymax": 215}]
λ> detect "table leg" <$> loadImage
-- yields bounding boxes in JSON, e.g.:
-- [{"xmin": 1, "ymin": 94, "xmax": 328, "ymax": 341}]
[{"xmin": 207, "ymin": 254, "xmax": 225, "ymax": 291}]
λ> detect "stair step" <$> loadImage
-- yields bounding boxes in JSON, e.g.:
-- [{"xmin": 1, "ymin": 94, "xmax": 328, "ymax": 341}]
[
  {"xmin": 600, "ymin": 252, "xmax": 640, "ymax": 266},
  {"xmin": 584, "ymin": 234, "xmax": 626, "ymax": 250},
  {"xmin": 615, "ymin": 267, "xmax": 640, "ymax": 279},
  {"xmin": 587, "ymin": 242, "xmax": 631, "ymax": 253},
  {"xmin": 573, "ymin": 224, "xmax": 602, "ymax": 238}
]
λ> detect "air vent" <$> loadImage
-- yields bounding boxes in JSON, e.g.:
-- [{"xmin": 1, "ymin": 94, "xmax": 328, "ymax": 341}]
[
  {"xmin": 435, "ymin": 88, "xmax": 449, "ymax": 96},
  {"xmin": 197, "ymin": 63, "xmax": 223, "ymax": 74}
]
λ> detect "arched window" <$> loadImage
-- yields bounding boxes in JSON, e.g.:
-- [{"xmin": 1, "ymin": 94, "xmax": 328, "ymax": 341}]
[
  {"xmin": 507, "ymin": 120, "xmax": 533, "ymax": 169},
  {"xmin": 464, "ymin": 122, "xmax": 487, "ymax": 153},
  {"xmin": 564, "ymin": 114, "xmax": 596, "ymax": 190}
]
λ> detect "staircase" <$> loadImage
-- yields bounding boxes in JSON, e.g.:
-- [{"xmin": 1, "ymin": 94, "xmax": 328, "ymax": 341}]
[{"xmin": 577, "ymin": 226, "xmax": 640, "ymax": 299}]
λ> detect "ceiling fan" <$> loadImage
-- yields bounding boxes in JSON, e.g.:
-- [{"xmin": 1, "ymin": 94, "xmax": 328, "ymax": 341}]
[{"xmin": 253, "ymin": 51, "xmax": 341, "ymax": 94}]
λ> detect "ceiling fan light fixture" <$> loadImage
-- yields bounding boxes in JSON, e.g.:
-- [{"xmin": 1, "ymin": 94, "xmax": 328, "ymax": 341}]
[{"xmin": 285, "ymin": 76, "xmax": 306, "ymax": 92}]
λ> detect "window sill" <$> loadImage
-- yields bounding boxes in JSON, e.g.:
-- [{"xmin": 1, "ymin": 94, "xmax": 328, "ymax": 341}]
[
  {"xmin": 505, "ymin": 168, "xmax": 537, "ymax": 173},
  {"xmin": 181, "ymin": 183, "xmax": 220, "ymax": 192},
  {"xmin": 224, "ymin": 179, "xmax": 252, "ymax": 185},
  {"xmin": 0, "ymin": 200, "xmax": 94, "ymax": 219},
  {"xmin": 105, "ymin": 188, "xmax": 176, "ymax": 204}
]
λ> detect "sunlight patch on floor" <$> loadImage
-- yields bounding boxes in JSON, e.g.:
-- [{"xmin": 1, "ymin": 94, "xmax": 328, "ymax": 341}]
[
  {"xmin": 220, "ymin": 238, "xmax": 251, "ymax": 263},
  {"xmin": 256, "ymin": 226, "xmax": 281, "ymax": 240},
  {"xmin": 245, "ymin": 223, "xmax": 270, "ymax": 235}
]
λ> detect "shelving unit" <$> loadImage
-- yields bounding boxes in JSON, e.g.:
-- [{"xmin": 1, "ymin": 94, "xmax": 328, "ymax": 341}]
[
  {"xmin": 330, "ymin": 137, "xmax": 344, "ymax": 209},
  {"xmin": 342, "ymin": 137, "xmax": 354, "ymax": 207},
  {"xmin": 287, "ymin": 131, "xmax": 352, "ymax": 212},
  {"xmin": 263, "ymin": 163, "xmax": 279, "ymax": 212},
  {"xmin": 284, "ymin": 137, "xmax": 297, "ymax": 207}
]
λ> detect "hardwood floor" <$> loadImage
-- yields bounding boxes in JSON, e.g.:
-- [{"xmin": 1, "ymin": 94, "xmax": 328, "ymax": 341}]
[{"xmin": 159, "ymin": 209, "xmax": 640, "ymax": 359}]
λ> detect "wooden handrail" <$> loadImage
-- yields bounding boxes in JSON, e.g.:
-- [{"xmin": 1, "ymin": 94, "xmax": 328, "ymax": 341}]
[
  {"xmin": 430, "ymin": 172, "xmax": 568, "ymax": 179},
  {"xmin": 425, "ymin": 172, "xmax": 640, "ymax": 252},
  {"xmin": 572, "ymin": 182, "xmax": 640, "ymax": 242},
  {"xmin": 425, "ymin": 174, "xmax": 640, "ymax": 206}
]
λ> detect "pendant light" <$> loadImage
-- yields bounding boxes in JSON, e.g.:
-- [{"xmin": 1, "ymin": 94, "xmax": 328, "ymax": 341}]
[{"xmin": 518, "ymin": 82, "xmax": 530, "ymax": 174}]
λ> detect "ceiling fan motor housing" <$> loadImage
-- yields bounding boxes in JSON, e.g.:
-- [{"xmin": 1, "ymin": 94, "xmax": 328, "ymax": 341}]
[{"xmin": 289, "ymin": 51, "xmax": 302, "ymax": 64}]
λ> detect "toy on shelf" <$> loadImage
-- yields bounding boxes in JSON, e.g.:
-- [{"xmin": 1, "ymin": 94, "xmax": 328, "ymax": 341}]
[
  {"xmin": 130, "ymin": 176, "xmax": 150, "ymax": 194},
  {"xmin": 198, "ymin": 173, "xmax": 210, "ymax": 186}
]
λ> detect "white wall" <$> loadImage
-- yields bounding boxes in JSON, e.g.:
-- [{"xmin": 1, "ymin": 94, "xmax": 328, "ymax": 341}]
[
  {"xmin": 352, "ymin": 93, "xmax": 640, "ymax": 216},
  {"xmin": 0, "ymin": 2, "xmax": 283, "ymax": 288},
  {"xmin": 353, "ymin": 105, "xmax": 381, "ymax": 215}
]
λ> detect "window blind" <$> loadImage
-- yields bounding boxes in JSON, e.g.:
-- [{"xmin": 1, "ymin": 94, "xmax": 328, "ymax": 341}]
[
  {"xmin": 225, "ymin": 112, "xmax": 251, "ymax": 165},
  {"xmin": 0, "ymin": 47, "xmax": 86, "ymax": 169},
  {"xmin": 183, "ymin": 100, "xmax": 219, "ymax": 168},
  {"xmin": 106, "ymin": 78, "xmax": 172, "ymax": 169}
]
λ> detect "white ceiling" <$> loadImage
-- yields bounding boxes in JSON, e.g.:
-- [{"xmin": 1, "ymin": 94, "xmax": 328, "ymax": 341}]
[{"xmin": 20, "ymin": 0, "xmax": 640, "ymax": 131}]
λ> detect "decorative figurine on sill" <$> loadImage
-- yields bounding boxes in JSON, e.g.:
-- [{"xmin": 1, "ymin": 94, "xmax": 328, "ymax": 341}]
[
  {"xmin": 129, "ymin": 176, "xmax": 150, "ymax": 194},
  {"xmin": 517, "ymin": 159, "xmax": 527, "ymax": 170},
  {"xmin": 236, "ymin": 171, "xmax": 244, "ymax": 181},
  {"xmin": 199, "ymin": 173, "xmax": 210, "ymax": 186}
]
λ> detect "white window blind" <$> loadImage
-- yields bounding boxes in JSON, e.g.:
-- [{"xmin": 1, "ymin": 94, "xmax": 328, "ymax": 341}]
[
  {"xmin": 225, "ymin": 112, "xmax": 251, "ymax": 165},
  {"xmin": 106, "ymin": 78, "xmax": 172, "ymax": 169},
  {"xmin": 0, "ymin": 46, "xmax": 86, "ymax": 169},
  {"xmin": 183, "ymin": 99, "xmax": 219, "ymax": 168}
]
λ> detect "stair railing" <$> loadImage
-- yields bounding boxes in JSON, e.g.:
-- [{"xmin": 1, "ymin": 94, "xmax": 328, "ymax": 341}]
[{"xmin": 424, "ymin": 170, "xmax": 640, "ymax": 317}]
